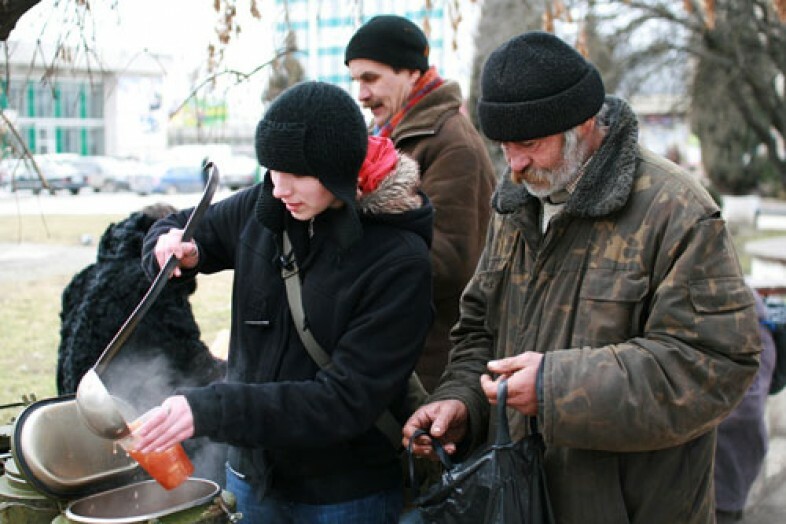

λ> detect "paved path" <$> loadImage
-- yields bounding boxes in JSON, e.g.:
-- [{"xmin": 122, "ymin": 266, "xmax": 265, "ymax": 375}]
[
  {"xmin": 0, "ymin": 187, "xmax": 232, "ymax": 216},
  {"xmin": 0, "ymin": 189, "xmax": 234, "ymax": 281},
  {"xmin": 0, "ymin": 242, "xmax": 95, "ymax": 282},
  {"xmin": 741, "ymin": 394, "xmax": 786, "ymax": 522},
  {"xmin": 742, "ymin": 462, "xmax": 786, "ymax": 523}
]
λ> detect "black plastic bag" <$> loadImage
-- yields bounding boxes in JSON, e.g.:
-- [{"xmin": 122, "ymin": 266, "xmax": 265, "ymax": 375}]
[
  {"xmin": 764, "ymin": 298, "xmax": 786, "ymax": 395},
  {"xmin": 767, "ymin": 323, "xmax": 786, "ymax": 395},
  {"xmin": 402, "ymin": 379, "xmax": 555, "ymax": 524}
]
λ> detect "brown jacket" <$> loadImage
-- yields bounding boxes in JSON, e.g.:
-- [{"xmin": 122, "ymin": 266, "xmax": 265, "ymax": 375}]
[
  {"xmin": 431, "ymin": 97, "xmax": 760, "ymax": 523},
  {"xmin": 389, "ymin": 80, "xmax": 496, "ymax": 392}
]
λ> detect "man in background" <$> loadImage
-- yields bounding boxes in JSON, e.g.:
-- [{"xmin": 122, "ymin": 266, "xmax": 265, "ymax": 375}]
[
  {"xmin": 345, "ymin": 14, "xmax": 497, "ymax": 394},
  {"xmin": 714, "ymin": 288, "xmax": 778, "ymax": 523}
]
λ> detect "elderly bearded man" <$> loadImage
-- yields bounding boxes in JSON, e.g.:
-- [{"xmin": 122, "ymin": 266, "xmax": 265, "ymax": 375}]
[{"xmin": 404, "ymin": 31, "xmax": 760, "ymax": 524}]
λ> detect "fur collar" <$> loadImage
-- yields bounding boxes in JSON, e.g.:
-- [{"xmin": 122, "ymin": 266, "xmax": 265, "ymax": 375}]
[
  {"xmin": 492, "ymin": 96, "xmax": 639, "ymax": 217},
  {"xmin": 357, "ymin": 153, "xmax": 422, "ymax": 215}
]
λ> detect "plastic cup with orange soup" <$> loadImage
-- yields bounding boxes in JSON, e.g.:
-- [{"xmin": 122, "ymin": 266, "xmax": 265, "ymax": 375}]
[{"xmin": 120, "ymin": 408, "xmax": 194, "ymax": 490}]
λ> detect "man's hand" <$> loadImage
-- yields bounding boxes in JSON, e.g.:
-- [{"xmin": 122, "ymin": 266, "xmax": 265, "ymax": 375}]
[
  {"xmin": 402, "ymin": 399, "xmax": 469, "ymax": 458},
  {"xmin": 482, "ymin": 351, "xmax": 543, "ymax": 415},
  {"xmin": 154, "ymin": 228, "xmax": 199, "ymax": 278}
]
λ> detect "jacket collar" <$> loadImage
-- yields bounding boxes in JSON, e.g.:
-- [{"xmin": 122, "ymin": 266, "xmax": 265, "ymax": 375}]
[
  {"xmin": 492, "ymin": 96, "xmax": 639, "ymax": 218},
  {"xmin": 388, "ymin": 81, "xmax": 463, "ymax": 142},
  {"xmin": 357, "ymin": 153, "xmax": 422, "ymax": 215}
]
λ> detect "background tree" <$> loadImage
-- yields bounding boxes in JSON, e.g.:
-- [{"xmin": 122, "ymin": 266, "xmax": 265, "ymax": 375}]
[
  {"xmin": 467, "ymin": 0, "xmax": 544, "ymax": 172},
  {"xmin": 689, "ymin": 0, "xmax": 784, "ymax": 194},
  {"xmin": 611, "ymin": 0, "xmax": 785, "ymax": 193},
  {"xmin": 690, "ymin": 30, "xmax": 777, "ymax": 195},
  {"xmin": 263, "ymin": 29, "xmax": 305, "ymax": 104}
]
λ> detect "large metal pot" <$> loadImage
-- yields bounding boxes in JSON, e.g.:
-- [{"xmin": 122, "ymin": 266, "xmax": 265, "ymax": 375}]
[
  {"xmin": 64, "ymin": 479, "xmax": 223, "ymax": 523},
  {"xmin": 0, "ymin": 396, "xmax": 239, "ymax": 523}
]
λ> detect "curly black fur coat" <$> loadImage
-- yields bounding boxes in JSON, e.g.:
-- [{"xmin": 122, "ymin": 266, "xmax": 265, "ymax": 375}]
[{"xmin": 57, "ymin": 210, "xmax": 225, "ymax": 399}]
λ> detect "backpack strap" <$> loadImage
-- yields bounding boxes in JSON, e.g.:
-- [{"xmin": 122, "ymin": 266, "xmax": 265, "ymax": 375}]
[{"xmin": 282, "ymin": 232, "xmax": 405, "ymax": 449}]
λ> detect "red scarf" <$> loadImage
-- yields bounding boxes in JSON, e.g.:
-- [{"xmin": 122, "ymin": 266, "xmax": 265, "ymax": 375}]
[
  {"xmin": 375, "ymin": 66, "xmax": 444, "ymax": 138},
  {"xmin": 358, "ymin": 136, "xmax": 398, "ymax": 194}
]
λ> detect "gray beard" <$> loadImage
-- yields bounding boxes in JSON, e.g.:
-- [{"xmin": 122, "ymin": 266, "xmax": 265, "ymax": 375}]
[{"xmin": 523, "ymin": 129, "xmax": 587, "ymax": 198}]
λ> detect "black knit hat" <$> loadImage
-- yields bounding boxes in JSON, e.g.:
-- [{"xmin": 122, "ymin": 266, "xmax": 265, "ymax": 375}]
[
  {"xmin": 477, "ymin": 31, "xmax": 605, "ymax": 142},
  {"xmin": 255, "ymin": 81, "xmax": 368, "ymax": 246},
  {"xmin": 344, "ymin": 15, "xmax": 429, "ymax": 72}
]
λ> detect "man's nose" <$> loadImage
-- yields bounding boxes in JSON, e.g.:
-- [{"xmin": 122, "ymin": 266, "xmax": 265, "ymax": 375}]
[
  {"xmin": 357, "ymin": 84, "xmax": 371, "ymax": 101},
  {"xmin": 503, "ymin": 145, "xmax": 530, "ymax": 172},
  {"xmin": 272, "ymin": 175, "xmax": 292, "ymax": 198}
]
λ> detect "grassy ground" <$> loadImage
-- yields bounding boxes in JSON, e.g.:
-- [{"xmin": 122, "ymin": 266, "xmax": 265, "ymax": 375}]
[
  {"xmin": 0, "ymin": 213, "xmax": 126, "ymax": 244},
  {"xmin": 0, "ymin": 214, "xmax": 233, "ymax": 420}
]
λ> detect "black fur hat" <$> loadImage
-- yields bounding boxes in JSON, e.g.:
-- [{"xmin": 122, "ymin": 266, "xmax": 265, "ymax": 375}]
[
  {"xmin": 477, "ymin": 31, "xmax": 605, "ymax": 142},
  {"xmin": 344, "ymin": 15, "xmax": 429, "ymax": 72}
]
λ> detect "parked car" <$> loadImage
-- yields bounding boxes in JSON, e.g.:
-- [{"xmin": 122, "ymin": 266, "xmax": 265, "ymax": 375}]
[
  {"xmin": 0, "ymin": 160, "xmax": 10, "ymax": 189},
  {"xmin": 153, "ymin": 165, "xmax": 204, "ymax": 194},
  {"xmin": 126, "ymin": 161, "xmax": 163, "ymax": 196},
  {"xmin": 219, "ymin": 155, "xmax": 259, "ymax": 191},
  {"xmin": 65, "ymin": 155, "xmax": 127, "ymax": 192},
  {"xmin": 2, "ymin": 156, "xmax": 88, "ymax": 195},
  {"xmin": 37, "ymin": 154, "xmax": 104, "ymax": 192}
]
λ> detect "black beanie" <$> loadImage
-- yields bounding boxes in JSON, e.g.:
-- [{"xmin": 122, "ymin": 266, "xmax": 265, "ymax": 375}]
[
  {"xmin": 255, "ymin": 82, "xmax": 368, "ymax": 246},
  {"xmin": 256, "ymin": 81, "xmax": 367, "ymax": 207},
  {"xmin": 477, "ymin": 31, "xmax": 605, "ymax": 142},
  {"xmin": 344, "ymin": 15, "xmax": 429, "ymax": 72}
]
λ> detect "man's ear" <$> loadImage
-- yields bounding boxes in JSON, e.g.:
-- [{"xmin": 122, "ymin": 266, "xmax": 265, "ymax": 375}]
[
  {"xmin": 578, "ymin": 116, "xmax": 596, "ymax": 136},
  {"xmin": 407, "ymin": 68, "xmax": 423, "ymax": 86}
]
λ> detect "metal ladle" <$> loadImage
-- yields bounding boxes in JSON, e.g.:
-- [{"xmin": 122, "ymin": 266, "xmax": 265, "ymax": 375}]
[{"xmin": 76, "ymin": 162, "xmax": 220, "ymax": 440}]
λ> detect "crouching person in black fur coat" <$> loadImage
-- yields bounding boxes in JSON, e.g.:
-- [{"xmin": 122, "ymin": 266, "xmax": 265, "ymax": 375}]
[{"xmin": 57, "ymin": 202, "xmax": 227, "ymax": 484}]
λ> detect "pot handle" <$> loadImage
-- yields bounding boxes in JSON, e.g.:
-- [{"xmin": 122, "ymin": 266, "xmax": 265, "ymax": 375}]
[{"xmin": 215, "ymin": 493, "xmax": 243, "ymax": 523}]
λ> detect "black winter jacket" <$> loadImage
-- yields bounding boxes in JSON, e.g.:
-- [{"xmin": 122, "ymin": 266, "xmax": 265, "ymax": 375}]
[{"xmin": 142, "ymin": 156, "xmax": 434, "ymax": 503}]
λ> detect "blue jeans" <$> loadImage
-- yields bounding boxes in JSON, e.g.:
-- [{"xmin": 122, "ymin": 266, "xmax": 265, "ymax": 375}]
[{"xmin": 225, "ymin": 462, "xmax": 403, "ymax": 524}]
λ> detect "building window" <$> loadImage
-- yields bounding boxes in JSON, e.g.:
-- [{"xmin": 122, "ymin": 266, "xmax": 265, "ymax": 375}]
[{"xmin": 3, "ymin": 78, "xmax": 105, "ymax": 155}]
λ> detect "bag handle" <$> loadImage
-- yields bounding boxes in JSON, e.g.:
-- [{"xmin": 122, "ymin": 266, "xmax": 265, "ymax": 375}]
[
  {"xmin": 495, "ymin": 378, "xmax": 540, "ymax": 446},
  {"xmin": 408, "ymin": 378, "xmax": 526, "ymax": 465},
  {"xmin": 407, "ymin": 428, "xmax": 454, "ymax": 496},
  {"xmin": 407, "ymin": 379, "xmax": 515, "ymax": 493},
  {"xmin": 408, "ymin": 429, "xmax": 454, "ymax": 468},
  {"xmin": 495, "ymin": 379, "xmax": 511, "ymax": 446},
  {"xmin": 407, "ymin": 378, "xmax": 512, "ymax": 492}
]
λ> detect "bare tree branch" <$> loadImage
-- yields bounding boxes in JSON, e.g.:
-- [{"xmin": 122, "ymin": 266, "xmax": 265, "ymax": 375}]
[{"xmin": 168, "ymin": 47, "xmax": 292, "ymax": 120}]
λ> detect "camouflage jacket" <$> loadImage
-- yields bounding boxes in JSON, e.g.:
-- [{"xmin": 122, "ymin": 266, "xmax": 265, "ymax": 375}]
[{"xmin": 430, "ymin": 97, "xmax": 760, "ymax": 524}]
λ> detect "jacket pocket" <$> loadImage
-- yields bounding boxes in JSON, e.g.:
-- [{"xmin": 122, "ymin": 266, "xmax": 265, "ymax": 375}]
[
  {"xmin": 574, "ymin": 269, "xmax": 649, "ymax": 347},
  {"xmin": 472, "ymin": 230, "xmax": 520, "ymax": 334},
  {"xmin": 688, "ymin": 276, "xmax": 754, "ymax": 313}
]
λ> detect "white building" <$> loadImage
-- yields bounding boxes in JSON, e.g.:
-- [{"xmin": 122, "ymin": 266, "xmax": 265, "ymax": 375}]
[
  {"xmin": 1, "ymin": 39, "xmax": 171, "ymax": 161},
  {"xmin": 268, "ymin": 0, "xmax": 479, "ymax": 97}
]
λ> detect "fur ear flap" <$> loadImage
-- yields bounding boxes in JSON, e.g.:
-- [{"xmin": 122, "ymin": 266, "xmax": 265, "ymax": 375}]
[{"xmin": 255, "ymin": 172, "xmax": 286, "ymax": 234}]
